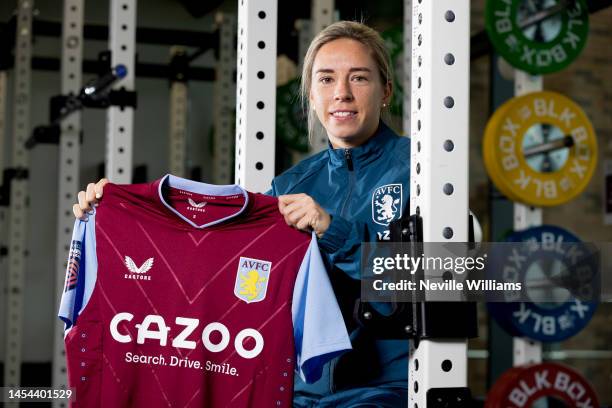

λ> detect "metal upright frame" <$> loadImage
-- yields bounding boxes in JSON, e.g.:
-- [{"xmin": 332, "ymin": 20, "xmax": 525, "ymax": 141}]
[
  {"xmin": 235, "ymin": 0, "xmax": 277, "ymax": 192},
  {"xmin": 213, "ymin": 13, "xmax": 236, "ymax": 185},
  {"xmin": 52, "ymin": 2, "xmax": 84, "ymax": 404},
  {"xmin": 308, "ymin": 0, "xmax": 334, "ymax": 154},
  {"xmin": 168, "ymin": 46, "xmax": 188, "ymax": 178},
  {"xmin": 105, "ymin": 0, "xmax": 136, "ymax": 183},
  {"xmin": 0, "ymin": 70, "xmax": 7, "ymax": 286},
  {"xmin": 295, "ymin": 19, "xmax": 311, "ymax": 72},
  {"xmin": 0, "ymin": 72, "xmax": 6, "ymax": 186},
  {"xmin": 512, "ymin": 71, "xmax": 543, "ymax": 366},
  {"xmin": 4, "ymin": 0, "xmax": 33, "ymax": 390},
  {"xmin": 409, "ymin": 1, "xmax": 471, "ymax": 406},
  {"xmin": 402, "ymin": 0, "xmax": 412, "ymax": 135}
]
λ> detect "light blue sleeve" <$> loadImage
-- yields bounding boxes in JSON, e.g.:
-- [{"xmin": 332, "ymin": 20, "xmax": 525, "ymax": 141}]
[
  {"xmin": 58, "ymin": 211, "xmax": 98, "ymax": 330},
  {"xmin": 292, "ymin": 232, "xmax": 352, "ymax": 383}
]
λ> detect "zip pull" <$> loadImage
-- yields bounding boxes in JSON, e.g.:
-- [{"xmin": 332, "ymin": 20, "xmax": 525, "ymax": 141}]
[{"xmin": 344, "ymin": 148, "xmax": 353, "ymax": 171}]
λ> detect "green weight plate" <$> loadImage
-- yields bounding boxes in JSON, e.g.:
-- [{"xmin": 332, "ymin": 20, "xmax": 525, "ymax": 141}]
[
  {"xmin": 485, "ymin": 0, "xmax": 589, "ymax": 74},
  {"xmin": 276, "ymin": 78, "xmax": 309, "ymax": 153}
]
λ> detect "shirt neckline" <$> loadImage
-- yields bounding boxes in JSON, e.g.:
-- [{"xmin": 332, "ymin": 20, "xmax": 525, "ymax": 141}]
[{"xmin": 156, "ymin": 174, "xmax": 250, "ymax": 229}]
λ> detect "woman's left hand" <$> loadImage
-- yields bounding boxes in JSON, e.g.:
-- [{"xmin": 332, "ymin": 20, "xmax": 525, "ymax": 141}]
[{"xmin": 278, "ymin": 194, "xmax": 331, "ymax": 238}]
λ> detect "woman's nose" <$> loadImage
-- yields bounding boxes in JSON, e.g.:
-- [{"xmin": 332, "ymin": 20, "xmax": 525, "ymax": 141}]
[{"xmin": 334, "ymin": 80, "xmax": 353, "ymax": 101}]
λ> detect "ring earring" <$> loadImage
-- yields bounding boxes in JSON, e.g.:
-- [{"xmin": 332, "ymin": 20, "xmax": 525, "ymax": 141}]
[{"xmin": 382, "ymin": 103, "xmax": 387, "ymax": 107}]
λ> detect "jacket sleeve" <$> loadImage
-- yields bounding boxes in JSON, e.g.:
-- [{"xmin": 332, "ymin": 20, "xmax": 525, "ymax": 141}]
[
  {"xmin": 269, "ymin": 179, "xmax": 366, "ymax": 280},
  {"xmin": 316, "ymin": 215, "xmax": 365, "ymax": 280}
]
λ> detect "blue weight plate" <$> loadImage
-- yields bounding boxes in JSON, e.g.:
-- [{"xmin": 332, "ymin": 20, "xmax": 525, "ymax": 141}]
[{"xmin": 487, "ymin": 226, "xmax": 598, "ymax": 342}]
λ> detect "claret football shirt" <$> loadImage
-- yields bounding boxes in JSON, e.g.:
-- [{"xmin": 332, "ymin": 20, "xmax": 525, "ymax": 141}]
[{"xmin": 59, "ymin": 174, "xmax": 351, "ymax": 407}]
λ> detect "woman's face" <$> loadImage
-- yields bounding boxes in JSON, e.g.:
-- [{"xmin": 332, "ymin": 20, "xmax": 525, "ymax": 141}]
[{"xmin": 310, "ymin": 38, "xmax": 391, "ymax": 149}]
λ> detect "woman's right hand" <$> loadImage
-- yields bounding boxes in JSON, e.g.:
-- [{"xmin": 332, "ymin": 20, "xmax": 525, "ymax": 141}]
[{"xmin": 72, "ymin": 179, "xmax": 109, "ymax": 220}]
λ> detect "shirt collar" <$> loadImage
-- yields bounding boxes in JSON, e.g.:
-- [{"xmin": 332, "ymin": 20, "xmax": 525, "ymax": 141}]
[
  {"xmin": 326, "ymin": 122, "xmax": 395, "ymax": 170},
  {"xmin": 152, "ymin": 174, "xmax": 250, "ymax": 229}
]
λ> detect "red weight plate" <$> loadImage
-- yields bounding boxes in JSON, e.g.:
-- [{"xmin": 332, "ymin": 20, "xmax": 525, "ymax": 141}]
[
  {"xmin": 486, "ymin": 366, "xmax": 529, "ymax": 408},
  {"xmin": 495, "ymin": 362, "xmax": 599, "ymax": 407}
]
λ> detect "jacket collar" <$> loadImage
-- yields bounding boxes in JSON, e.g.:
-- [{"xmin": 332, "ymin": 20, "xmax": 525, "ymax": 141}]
[{"xmin": 327, "ymin": 122, "xmax": 396, "ymax": 170}]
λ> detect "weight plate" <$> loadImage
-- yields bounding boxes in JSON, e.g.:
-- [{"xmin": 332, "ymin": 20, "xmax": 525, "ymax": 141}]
[
  {"xmin": 485, "ymin": 366, "xmax": 529, "ymax": 408},
  {"xmin": 276, "ymin": 78, "xmax": 309, "ymax": 153},
  {"xmin": 483, "ymin": 91, "xmax": 597, "ymax": 207},
  {"xmin": 381, "ymin": 26, "xmax": 404, "ymax": 117},
  {"xmin": 484, "ymin": 97, "xmax": 534, "ymax": 203},
  {"xmin": 486, "ymin": 363, "xmax": 600, "ymax": 408},
  {"xmin": 485, "ymin": 0, "xmax": 589, "ymax": 74},
  {"xmin": 483, "ymin": 98, "xmax": 519, "ymax": 201},
  {"xmin": 488, "ymin": 226, "xmax": 598, "ymax": 342}
]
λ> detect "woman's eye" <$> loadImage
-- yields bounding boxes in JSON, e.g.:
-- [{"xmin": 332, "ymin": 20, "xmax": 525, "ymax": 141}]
[
  {"xmin": 319, "ymin": 77, "xmax": 332, "ymax": 84},
  {"xmin": 352, "ymin": 76, "xmax": 367, "ymax": 82}
]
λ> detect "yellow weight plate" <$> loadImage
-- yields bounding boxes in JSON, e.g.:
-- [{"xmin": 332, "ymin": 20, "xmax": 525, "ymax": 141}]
[
  {"xmin": 484, "ymin": 98, "xmax": 521, "ymax": 201},
  {"xmin": 485, "ymin": 94, "xmax": 563, "ymax": 204},
  {"xmin": 484, "ymin": 91, "xmax": 597, "ymax": 207},
  {"xmin": 487, "ymin": 100, "xmax": 525, "ymax": 202},
  {"xmin": 488, "ymin": 97, "xmax": 536, "ymax": 203}
]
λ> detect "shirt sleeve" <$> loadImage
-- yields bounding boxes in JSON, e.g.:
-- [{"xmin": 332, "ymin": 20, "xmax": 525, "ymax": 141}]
[
  {"xmin": 292, "ymin": 232, "xmax": 352, "ymax": 383},
  {"xmin": 58, "ymin": 211, "xmax": 98, "ymax": 331}
]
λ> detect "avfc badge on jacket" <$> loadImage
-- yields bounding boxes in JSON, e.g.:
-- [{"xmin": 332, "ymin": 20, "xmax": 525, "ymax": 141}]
[
  {"xmin": 234, "ymin": 257, "xmax": 272, "ymax": 303},
  {"xmin": 372, "ymin": 184, "xmax": 403, "ymax": 226}
]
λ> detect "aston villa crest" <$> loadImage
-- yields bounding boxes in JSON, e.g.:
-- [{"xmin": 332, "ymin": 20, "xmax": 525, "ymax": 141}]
[
  {"xmin": 372, "ymin": 184, "xmax": 402, "ymax": 226},
  {"xmin": 234, "ymin": 257, "xmax": 272, "ymax": 303}
]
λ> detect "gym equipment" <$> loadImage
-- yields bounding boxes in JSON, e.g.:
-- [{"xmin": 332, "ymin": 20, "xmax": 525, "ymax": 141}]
[
  {"xmin": 483, "ymin": 91, "xmax": 597, "ymax": 207},
  {"xmin": 486, "ymin": 362, "xmax": 599, "ymax": 407},
  {"xmin": 485, "ymin": 0, "xmax": 589, "ymax": 74},
  {"xmin": 488, "ymin": 225, "xmax": 597, "ymax": 343}
]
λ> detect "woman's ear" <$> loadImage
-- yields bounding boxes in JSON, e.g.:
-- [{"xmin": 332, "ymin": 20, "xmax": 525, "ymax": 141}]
[{"xmin": 383, "ymin": 81, "xmax": 393, "ymax": 105}]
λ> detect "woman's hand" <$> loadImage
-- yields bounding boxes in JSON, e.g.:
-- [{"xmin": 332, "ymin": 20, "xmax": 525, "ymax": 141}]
[
  {"xmin": 72, "ymin": 179, "xmax": 109, "ymax": 220},
  {"xmin": 278, "ymin": 194, "xmax": 331, "ymax": 238}
]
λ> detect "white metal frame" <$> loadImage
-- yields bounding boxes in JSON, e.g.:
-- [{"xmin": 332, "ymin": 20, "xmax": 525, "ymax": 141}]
[
  {"xmin": 4, "ymin": 0, "xmax": 33, "ymax": 389},
  {"xmin": 308, "ymin": 0, "xmax": 334, "ymax": 154},
  {"xmin": 52, "ymin": 1, "xmax": 84, "ymax": 404},
  {"xmin": 409, "ymin": 1, "xmax": 470, "ymax": 406},
  {"xmin": 512, "ymin": 71, "xmax": 543, "ymax": 365},
  {"xmin": 402, "ymin": 0, "xmax": 412, "ymax": 135},
  {"xmin": 213, "ymin": 13, "xmax": 236, "ymax": 184},
  {"xmin": 286, "ymin": 19, "xmax": 313, "ymax": 165},
  {"xmin": 168, "ymin": 47, "xmax": 188, "ymax": 178},
  {"xmin": 295, "ymin": 19, "xmax": 311, "ymax": 72},
  {"xmin": 311, "ymin": 0, "xmax": 334, "ymax": 33},
  {"xmin": 106, "ymin": 0, "xmax": 136, "ymax": 183},
  {"xmin": 235, "ymin": 0, "xmax": 277, "ymax": 192}
]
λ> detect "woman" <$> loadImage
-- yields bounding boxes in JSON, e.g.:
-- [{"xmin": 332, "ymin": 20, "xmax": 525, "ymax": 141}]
[{"xmin": 74, "ymin": 21, "xmax": 410, "ymax": 407}]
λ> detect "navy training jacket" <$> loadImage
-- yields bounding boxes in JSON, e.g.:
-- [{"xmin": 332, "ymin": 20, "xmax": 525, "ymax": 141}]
[{"xmin": 269, "ymin": 122, "xmax": 411, "ymax": 396}]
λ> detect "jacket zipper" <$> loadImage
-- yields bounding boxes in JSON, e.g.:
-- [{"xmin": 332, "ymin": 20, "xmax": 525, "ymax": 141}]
[
  {"xmin": 339, "ymin": 149, "xmax": 355, "ymax": 224},
  {"xmin": 344, "ymin": 148, "xmax": 354, "ymax": 171},
  {"xmin": 332, "ymin": 149, "xmax": 354, "ymax": 392}
]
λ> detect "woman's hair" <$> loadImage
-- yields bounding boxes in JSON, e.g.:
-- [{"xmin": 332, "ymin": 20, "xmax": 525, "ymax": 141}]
[{"xmin": 300, "ymin": 20, "xmax": 394, "ymax": 143}]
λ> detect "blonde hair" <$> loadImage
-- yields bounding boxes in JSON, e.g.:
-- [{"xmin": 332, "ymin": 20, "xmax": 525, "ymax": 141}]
[{"xmin": 300, "ymin": 21, "xmax": 393, "ymax": 143}]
